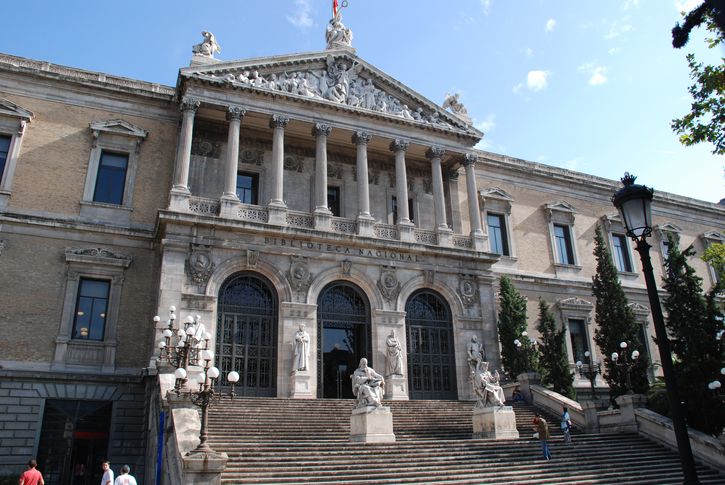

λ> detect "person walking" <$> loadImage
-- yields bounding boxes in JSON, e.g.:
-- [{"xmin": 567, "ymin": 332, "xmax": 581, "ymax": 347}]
[
  {"xmin": 113, "ymin": 465, "xmax": 137, "ymax": 485},
  {"xmin": 19, "ymin": 459, "xmax": 44, "ymax": 485},
  {"xmin": 101, "ymin": 460, "xmax": 114, "ymax": 485},
  {"xmin": 533, "ymin": 413, "xmax": 552, "ymax": 460},
  {"xmin": 561, "ymin": 406, "xmax": 572, "ymax": 444}
]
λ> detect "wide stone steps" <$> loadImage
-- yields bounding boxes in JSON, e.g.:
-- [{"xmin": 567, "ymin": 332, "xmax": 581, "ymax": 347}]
[{"xmin": 205, "ymin": 398, "xmax": 725, "ymax": 484}]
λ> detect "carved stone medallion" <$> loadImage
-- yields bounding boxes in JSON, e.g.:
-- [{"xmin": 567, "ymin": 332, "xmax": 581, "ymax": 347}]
[
  {"xmin": 246, "ymin": 250, "xmax": 259, "ymax": 268},
  {"xmin": 459, "ymin": 275, "xmax": 478, "ymax": 307},
  {"xmin": 288, "ymin": 257, "xmax": 313, "ymax": 293},
  {"xmin": 377, "ymin": 267, "xmax": 401, "ymax": 302},
  {"xmin": 342, "ymin": 260, "xmax": 352, "ymax": 276},
  {"xmin": 186, "ymin": 250, "xmax": 215, "ymax": 286}
]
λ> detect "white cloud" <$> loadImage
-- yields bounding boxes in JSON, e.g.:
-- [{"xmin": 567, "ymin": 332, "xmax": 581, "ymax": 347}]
[
  {"xmin": 675, "ymin": 0, "xmax": 701, "ymax": 13},
  {"xmin": 480, "ymin": 0, "xmax": 493, "ymax": 15},
  {"xmin": 475, "ymin": 113, "xmax": 496, "ymax": 133},
  {"xmin": 578, "ymin": 62, "xmax": 608, "ymax": 86},
  {"xmin": 545, "ymin": 19, "xmax": 557, "ymax": 32},
  {"xmin": 527, "ymin": 70, "xmax": 550, "ymax": 91},
  {"xmin": 604, "ymin": 19, "xmax": 633, "ymax": 40},
  {"xmin": 287, "ymin": 0, "xmax": 314, "ymax": 29},
  {"xmin": 623, "ymin": 0, "xmax": 640, "ymax": 10},
  {"xmin": 608, "ymin": 47, "xmax": 621, "ymax": 55}
]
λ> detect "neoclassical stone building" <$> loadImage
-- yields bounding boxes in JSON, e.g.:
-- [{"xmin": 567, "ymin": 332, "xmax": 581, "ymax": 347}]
[{"xmin": 0, "ymin": 20, "xmax": 722, "ymax": 485}]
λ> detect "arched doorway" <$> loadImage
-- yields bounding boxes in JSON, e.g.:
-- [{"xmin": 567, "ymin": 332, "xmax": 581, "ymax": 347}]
[
  {"xmin": 216, "ymin": 272, "xmax": 278, "ymax": 397},
  {"xmin": 405, "ymin": 290, "xmax": 457, "ymax": 399},
  {"xmin": 317, "ymin": 281, "xmax": 371, "ymax": 398}
]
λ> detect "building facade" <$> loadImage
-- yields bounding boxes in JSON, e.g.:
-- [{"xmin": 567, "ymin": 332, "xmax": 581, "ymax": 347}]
[{"xmin": 0, "ymin": 25, "xmax": 722, "ymax": 485}]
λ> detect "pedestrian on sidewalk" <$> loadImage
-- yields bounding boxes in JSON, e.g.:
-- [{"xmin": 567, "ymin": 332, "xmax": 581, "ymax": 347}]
[
  {"xmin": 532, "ymin": 413, "xmax": 552, "ymax": 460},
  {"xmin": 561, "ymin": 406, "xmax": 572, "ymax": 444},
  {"xmin": 101, "ymin": 460, "xmax": 114, "ymax": 485},
  {"xmin": 113, "ymin": 465, "xmax": 137, "ymax": 485},
  {"xmin": 19, "ymin": 459, "xmax": 44, "ymax": 485}
]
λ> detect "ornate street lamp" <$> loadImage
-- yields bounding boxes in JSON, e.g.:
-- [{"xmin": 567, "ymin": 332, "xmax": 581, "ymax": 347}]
[
  {"xmin": 612, "ymin": 173, "xmax": 700, "ymax": 484},
  {"xmin": 576, "ymin": 351, "xmax": 601, "ymax": 401},
  {"xmin": 611, "ymin": 341, "xmax": 640, "ymax": 394}
]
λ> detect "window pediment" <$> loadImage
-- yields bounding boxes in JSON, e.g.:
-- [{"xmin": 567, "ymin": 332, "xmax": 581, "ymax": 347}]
[
  {"xmin": 544, "ymin": 201, "xmax": 577, "ymax": 223},
  {"xmin": 90, "ymin": 119, "xmax": 148, "ymax": 152},
  {"xmin": 702, "ymin": 231, "xmax": 725, "ymax": 244},
  {"xmin": 479, "ymin": 187, "xmax": 514, "ymax": 202},
  {"xmin": 557, "ymin": 297, "xmax": 593, "ymax": 312},
  {"xmin": 0, "ymin": 98, "xmax": 34, "ymax": 122},
  {"xmin": 65, "ymin": 247, "xmax": 133, "ymax": 268}
]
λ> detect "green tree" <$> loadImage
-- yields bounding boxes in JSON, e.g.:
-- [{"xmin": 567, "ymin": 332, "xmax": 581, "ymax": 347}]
[
  {"xmin": 497, "ymin": 275, "xmax": 536, "ymax": 380},
  {"xmin": 671, "ymin": 4, "xmax": 725, "ymax": 155},
  {"xmin": 592, "ymin": 225, "xmax": 650, "ymax": 400},
  {"xmin": 662, "ymin": 234, "xmax": 725, "ymax": 436},
  {"xmin": 702, "ymin": 241, "xmax": 725, "ymax": 286},
  {"xmin": 536, "ymin": 298, "xmax": 575, "ymax": 398}
]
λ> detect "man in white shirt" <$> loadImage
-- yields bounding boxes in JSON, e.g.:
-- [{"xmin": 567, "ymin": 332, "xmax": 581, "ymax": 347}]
[
  {"xmin": 114, "ymin": 465, "xmax": 137, "ymax": 485},
  {"xmin": 101, "ymin": 461, "xmax": 114, "ymax": 485}
]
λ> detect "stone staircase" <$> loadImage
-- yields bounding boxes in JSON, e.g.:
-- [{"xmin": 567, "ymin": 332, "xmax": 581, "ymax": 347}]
[{"xmin": 206, "ymin": 398, "xmax": 725, "ymax": 484}]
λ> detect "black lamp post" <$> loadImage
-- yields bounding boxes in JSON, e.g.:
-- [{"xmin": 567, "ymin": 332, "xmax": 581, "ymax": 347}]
[
  {"xmin": 576, "ymin": 351, "xmax": 601, "ymax": 401},
  {"xmin": 612, "ymin": 173, "xmax": 700, "ymax": 484},
  {"xmin": 611, "ymin": 341, "xmax": 640, "ymax": 394}
]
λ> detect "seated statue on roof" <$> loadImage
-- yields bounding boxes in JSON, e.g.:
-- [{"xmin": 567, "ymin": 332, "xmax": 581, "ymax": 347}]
[
  {"xmin": 192, "ymin": 31, "xmax": 221, "ymax": 58},
  {"xmin": 326, "ymin": 11, "xmax": 353, "ymax": 50}
]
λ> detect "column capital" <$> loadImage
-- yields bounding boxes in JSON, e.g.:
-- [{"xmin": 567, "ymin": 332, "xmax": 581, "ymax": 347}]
[
  {"xmin": 180, "ymin": 97, "xmax": 201, "ymax": 113},
  {"xmin": 426, "ymin": 147, "xmax": 446, "ymax": 160},
  {"xmin": 461, "ymin": 153, "xmax": 478, "ymax": 167},
  {"xmin": 352, "ymin": 131, "xmax": 372, "ymax": 145},
  {"xmin": 389, "ymin": 139, "xmax": 410, "ymax": 153},
  {"xmin": 270, "ymin": 114, "xmax": 290, "ymax": 129},
  {"xmin": 312, "ymin": 123, "xmax": 332, "ymax": 137},
  {"xmin": 226, "ymin": 105, "xmax": 246, "ymax": 121}
]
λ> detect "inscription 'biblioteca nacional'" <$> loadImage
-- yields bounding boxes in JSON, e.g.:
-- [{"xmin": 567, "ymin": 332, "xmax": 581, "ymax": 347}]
[{"xmin": 264, "ymin": 237, "xmax": 424, "ymax": 263}]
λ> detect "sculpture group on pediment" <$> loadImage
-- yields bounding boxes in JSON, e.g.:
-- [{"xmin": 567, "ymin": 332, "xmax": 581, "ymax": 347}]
[{"xmin": 207, "ymin": 56, "xmax": 462, "ymax": 129}]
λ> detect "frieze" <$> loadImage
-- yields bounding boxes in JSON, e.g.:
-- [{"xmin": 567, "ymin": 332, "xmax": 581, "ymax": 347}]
[
  {"xmin": 240, "ymin": 148, "xmax": 264, "ymax": 165},
  {"xmin": 264, "ymin": 237, "xmax": 424, "ymax": 263},
  {"xmin": 186, "ymin": 248, "xmax": 215, "ymax": 286},
  {"xmin": 377, "ymin": 267, "xmax": 401, "ymax": 302},
  {"xmin": 328, "ymin": 163, "xmax": 344, "ymax": 179},
  {"xmin": 65, "ymin": 247, "xmax": 133, "ymax": 268},
  {"xmin": 284, "ymin": 155, "xmax": 304, "ymax": 172}
]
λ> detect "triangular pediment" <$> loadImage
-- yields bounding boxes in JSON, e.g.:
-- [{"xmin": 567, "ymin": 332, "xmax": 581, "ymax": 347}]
[
  {"xmin": 479, "ymin": 187, "xmax": 514, "ymax": 201},
  {"xmin": 0, "ymin": 97, "xmax": 34, "ymax": 120},
  {"xmin": 180, "ymin": 50, "xmax": 482, "ymax": 139},
  {"xmin": 90, "ymin": 119, "xmax": 148, "ymax": 139},
  {"xmin": 544, "ymin": 201, "xmax": 577, "ymax": 214},
  {"xmin": 655, "ymin": 222, "xmax": 683, "ymax": 234},
  {"xmin": 702, "ymin": 230, "xmax": 725, "ymax": 243}
]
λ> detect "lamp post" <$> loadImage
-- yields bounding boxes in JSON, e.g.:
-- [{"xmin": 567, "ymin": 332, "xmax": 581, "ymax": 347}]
[
  {"xmin": 612, "ymin": 173, "xmax": 700, "ymax": 484},
  {"xmin": 611, "ymin": 341, "xmax": 641, "ymax": 394},
  {"xmin": 576, "ymin": 351, "xmax": 601, "ymax": 401}
]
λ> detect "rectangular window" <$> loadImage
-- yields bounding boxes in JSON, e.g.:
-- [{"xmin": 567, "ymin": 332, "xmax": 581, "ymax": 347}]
[
  {"xmin": 72, "ymin": 278, "xmax": 110, "ymax": 341},
  {"xmin": 236, "ymin": 172, "xmax": 258, "ymax": 204},
  {"xmin": 93, "ymin": 151, "xmax": 128, "ymax": 205},
  {"xmin": 487, "ymin": 213, "xmax": 509, "ymax": 256},
  {"xmin": 568, "ymin": 319, "xmax": 589, "ymax": 363},
  {"xmin": 554, "ymin": 224, "xmax": 575, "ymax": 265},
  {"xmin": 612, "ymin": 233, "xmax": 633, "ymax": 272},
  {"xmin": 327, "ymin": 186, "xmax": 341, "ymax": 217},
  {"xmin": 637, "ymin": 325, "xmax": 649, "ymax": 361},
  {"xmin": 392, "ymin": 196, "xmax": 415, "ymax": 224},
  {"xmin": 0, "ymin": 135, "xmax": 10, "ymax": 181}
]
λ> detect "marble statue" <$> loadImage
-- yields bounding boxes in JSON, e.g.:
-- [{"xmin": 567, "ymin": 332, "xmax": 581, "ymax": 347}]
[
  {"xmin": 467, "ymin": 335, "xmax": 486, "ymax": 375},
  {"xmin": 292, "ymin": 323, "xmax": 310, "ymax": 371},
  {"xmin": 474, "ymin": 362, "xmax": 506, "ymax": 407},
  {"xmin": 384, "ymin": 330, "xmax": 404, "ymax": 377},
  {"xmin": 192, "ymin": 31, "xmax": 221, "ymax": 58},
  {"xmin": 351, "ymin": 358, "xmax": 385, "ymax": 408},
  {"xmin": 326, "ymin": 11, "xmax": 353, "ymax": 50},
  {"xmin": 442, "ymin": 93, "xmax": 471, "ymax": 124}
]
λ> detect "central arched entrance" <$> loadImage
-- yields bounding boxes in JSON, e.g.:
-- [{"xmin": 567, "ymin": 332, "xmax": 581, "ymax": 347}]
[
  {"xmin": 405, "ymin": 289, "xmax": 457, "ymax": 400},
  {"xmin": 317, "ymin": 281, "xmax": 371, "ymax": 398},
  {"xmin": 216, "ymin": 272, "xmax": 278, "ymax": 397}
]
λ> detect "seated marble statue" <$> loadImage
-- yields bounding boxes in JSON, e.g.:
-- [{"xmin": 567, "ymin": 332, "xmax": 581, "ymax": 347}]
[
  {"xmin": 192, "ymin": 31, "xmax": 221, "ymax": 58},
  {"xmin": 351, "ymin": 358, "xmax": 385, "ymax": 408},
  {"xmin": 474, "ymin": 361, "xmax": 506, "ymax": 408}
]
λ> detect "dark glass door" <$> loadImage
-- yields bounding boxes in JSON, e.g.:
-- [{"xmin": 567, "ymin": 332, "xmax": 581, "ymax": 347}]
[
  {"xmin": 406, "ymin": 290, "xmax": 457, "ymax": 400},
  {"xmin": 317, "ymin": 282, "xmax": 371, "ymax": 398}
]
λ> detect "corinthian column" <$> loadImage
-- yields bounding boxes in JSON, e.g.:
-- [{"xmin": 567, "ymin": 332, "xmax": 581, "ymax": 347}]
[
  {"xmin": 390, "ymin": 139, "xmax": 411, "ymax": 225},
  {"xmin": 462, "ymin": 153, "xmax": 485, "ymax": 250},
  {"xmin": 352, "ymin": 131, "xmax": 374, "ymax": 236},
  {"xmin": 222, "ymin": 105, "xmax": 246, "ymax": 200},
  {"xmin": 427, "ymin": 147, "xmax": 450, "ymax": 233},
  {"xmin": 313, "ymin": 123, "xmax": 332, "ymax": 213},
  {"xmin": 269, "ymin": 115, "xmax": 289, "ymax": 207},
  {"xmin": 171, "ymin": 97, "xmax": 200, "ymax": 195}
]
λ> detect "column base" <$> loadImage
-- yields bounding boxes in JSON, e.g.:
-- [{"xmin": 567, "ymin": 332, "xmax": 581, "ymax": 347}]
[
  {"xmin": 398, "ymin": 221, "xmax": 416, "ymax": 242},
  {"xmin": 350, "ymin": 406, "xmax": 395, "ymax": 443},
  {"xmin": 169, "ymin": 189, "xmax": 191, "ymax": 211},
  {"xmin": 314, "ymin": 208, "xmax": 333, "ymax": 231},
  {"xmin": 384, "ymin": 375, "xmax": 408, "ymax": 400},
  {"xmin": 289, "ymin": 370, "xmax": 314, "ymax": 399},
  {"xmin": 182, "ymin": 450, "xmax": 228, "ymax": 485},
  {"xmin": 436, "ymin": 227, "xmax": 453, "ymax": 247},
  {"xmin": 356, "ymin": 214, "xmax": 375, "ymax": 237},
  {"xmin": 219, "ymin": 197, "xmax": 240, "ymax": 219},
  {"xmin": 472, "ymin": 405, "xmax": 520, "ymax": 440},
  {"xmin": 471, "ymin": 231, "xmax": 486, "ymax": 251},
  {"xmin": 267, "ymin": 202, "xmax": 288, "ymax": 225}
]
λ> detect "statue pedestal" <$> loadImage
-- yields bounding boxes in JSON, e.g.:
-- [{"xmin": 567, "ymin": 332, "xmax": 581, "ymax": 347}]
[
  {"xmin": 472, "ymin": 406, "xmax": 520, "ymax": 440},
  {"xmin": 289, "ymin": 370, "xmax": 313, "ymax": 399},
  {"xmin": 350, "ymin": 406, "xmax": 395, "ymax": 443},
  {"xmin": 384, "ymin": 375, "xmax": 408, "ymax": 400}
]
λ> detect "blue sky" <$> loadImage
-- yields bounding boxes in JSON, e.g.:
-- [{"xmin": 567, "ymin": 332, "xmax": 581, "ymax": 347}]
[{"xmin": 2, "ymin": 0, "xmax": 723, "ymax": 203}]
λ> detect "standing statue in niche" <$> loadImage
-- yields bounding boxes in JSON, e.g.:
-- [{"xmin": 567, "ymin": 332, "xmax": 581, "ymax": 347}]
[
  {"xmin": 473, "ymin": 361, "xmax": 506, "ymax": 407},
  {"xmin": 467, "ymin": 335, "xmax": 486, "ymax": 375},
  {"xmin": 292, "ymin": 323, "xmax": 310, "ymax": 371},
  {"xmin": 326, "ymin": 10, "xmax": 353, "ymax": 50},
  {"xmin": 192, "ymin": 31, "xmax": 221, "ymax": 58},
  {"xmin": 351, "ymin": 358, "xmax": 385, "ymax": 408},
  {"xmin": 385, "ymin": 329, "xmax": 404, "ymax": 377}
]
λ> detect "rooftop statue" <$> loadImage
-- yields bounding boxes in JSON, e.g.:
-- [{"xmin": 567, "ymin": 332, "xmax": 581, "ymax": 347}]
[
  {"xmin": 192, "ymin": 31, "xmax": 221, "ymax": 58},
  {"xmin": 442, "ymin": 93, "xmax": 472, "ymax": 124},
  {"xmin": 326, "ymin": 11, "xmax": 353, "ymax": 50}
]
